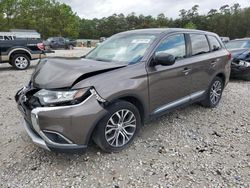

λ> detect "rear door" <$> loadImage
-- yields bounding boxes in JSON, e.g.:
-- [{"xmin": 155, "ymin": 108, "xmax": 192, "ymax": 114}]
[
  {"xmin": 187, "ymin": 33, "xmax": 222, "ymax": 94},
  {"xmin": 0, "ymin": 40, "xmax": 11, "ymax": 62}
]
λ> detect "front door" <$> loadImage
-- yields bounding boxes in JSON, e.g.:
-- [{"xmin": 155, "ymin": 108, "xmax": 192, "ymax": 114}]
[{"xmin": 147, "ymin": 33, "xmax": 192, "ymax": 115}]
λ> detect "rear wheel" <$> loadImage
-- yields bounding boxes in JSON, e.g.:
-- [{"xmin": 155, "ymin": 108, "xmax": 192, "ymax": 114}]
[
  {"xmin": 93, "ymin": 100, "xmax": 141, "ymax": 153},
  {"xmin": 201, "ymin": 76, "xmax": 224, "ymax": 108},
  {"xmin": 11, "ymin": 54, "xmax": 30, "ymax": 70}
]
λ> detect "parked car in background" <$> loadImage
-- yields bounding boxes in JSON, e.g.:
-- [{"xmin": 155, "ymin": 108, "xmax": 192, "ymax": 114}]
[
  {"xmin": 225, "ymin": 38, "xmax": 250, "ymax": 80},
  {"xmin": 0, "ymin": 33, "xmax": 16, "ymax": 41},
  {"xmin": 0, "ymin": 30, "xmax": 41, "ymax": 41},
  {"xmin": 16, "ymin": 28, "xmax": 231, "ymax": 152},
  {"xmin": 220, "ymin": 37, "xmax": 230, "ymax": 43},
  {"xmin": 96, "ymin": 37, "xmax": 107, "ymax": 46},
  {"xmin": 0, "ymin": 39, "xmax": 46, "ymax": 70},
  {"xmin": 44, "ymin": 37, "xmax": 77, "ymax": 50},
  {"xmin": 99, "ymin": 37, "xmax": 107, "ymax": 43}
]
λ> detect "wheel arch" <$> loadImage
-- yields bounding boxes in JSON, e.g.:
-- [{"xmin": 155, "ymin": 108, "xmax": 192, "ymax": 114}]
[
  {"xmin": 87, "ymin": 95, "xmax": 146, "ymax": 145},
  {"xmin": 114, "ymin": 96, "xmax": 145, "ymax": 122},
  {"xmin": 9, "ymin": 49, "xmax": 32, "ymax": 61},
  {"xmin": 215, "ymin": 72, "xmax": 226, "ymax": 87}
]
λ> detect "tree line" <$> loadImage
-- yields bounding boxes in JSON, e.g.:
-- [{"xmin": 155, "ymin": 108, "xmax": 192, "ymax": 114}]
[
  {"xmin": 0, "ymin": 0, "xmax": 80, "ymax": 39},
  {"xmin": 0, "ymin": 0, "xmax": 249, "ymax": 40}
]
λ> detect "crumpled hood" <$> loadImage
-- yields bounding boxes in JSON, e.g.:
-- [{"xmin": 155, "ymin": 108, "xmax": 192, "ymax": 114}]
[
  {"xmin": 32, "ymin": 57, "xmax": 126, "ymax": 89},
  {"xmin": 229, "ymin": 48, "xmax": 249, "ymax": 58}
]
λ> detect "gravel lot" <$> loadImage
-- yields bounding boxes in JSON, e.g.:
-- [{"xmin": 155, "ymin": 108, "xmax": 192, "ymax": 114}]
[{"xmin": 0, "ymin": 48, "xmax": 250, "ymax": 187}]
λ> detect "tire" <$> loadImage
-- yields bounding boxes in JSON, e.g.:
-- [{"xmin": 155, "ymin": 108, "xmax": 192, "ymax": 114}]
[
  {"xmin": 93, "ymin": 100, "xmax": 141, "ymax": 153},
  {"xmin": 11, "ymin": 54, "xmax": 30, "ymax": 70},
  {"xmin": 201, "ymin": 76, "xmax": 224, "ymax": 108}
]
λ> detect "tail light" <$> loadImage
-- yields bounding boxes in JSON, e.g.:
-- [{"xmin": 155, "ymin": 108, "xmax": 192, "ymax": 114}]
[
  {"xmin": 37, "ymin": 43, "xmax": 45, "ymax": 51},
  {"xmin": 227, "ymin": 53, "xmax": 232, "ymax": 61}
]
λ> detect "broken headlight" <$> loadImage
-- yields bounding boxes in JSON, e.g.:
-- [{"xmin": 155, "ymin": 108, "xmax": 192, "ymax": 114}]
[{"xmin": 34, "ymin": 88, "xmax": 90, "ymax": 106}]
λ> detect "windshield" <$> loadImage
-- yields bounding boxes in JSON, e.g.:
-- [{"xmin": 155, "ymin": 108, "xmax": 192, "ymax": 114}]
[
  {"xmin": 225, "ymin": 40, "xmax": 248, "ymax": 49},
  {"xmin": 85, "ymin": 34, "xmax": 156, "ymax": 64}
]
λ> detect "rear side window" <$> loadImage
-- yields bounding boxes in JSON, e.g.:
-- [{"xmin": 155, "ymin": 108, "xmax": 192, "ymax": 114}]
[
  {"xmin": 156, "ymin": 34, "xmax": 186, "ymax": 59},
  {"xmin": 208, "ymin": 35, "xmax": 221, "ymax": 51},
  {"xmin": 190, "ymin": 34, "xmax": 210, "ymax": 56}
]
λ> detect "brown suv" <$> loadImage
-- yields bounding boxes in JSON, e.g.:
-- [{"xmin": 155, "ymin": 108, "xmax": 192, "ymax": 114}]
[{"xmin": 15, "ymin": 28, "xmax": 231, "ymax": 152}]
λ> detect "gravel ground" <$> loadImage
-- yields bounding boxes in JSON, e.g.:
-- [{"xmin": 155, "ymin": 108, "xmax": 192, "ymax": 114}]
[{"xmin": 0, "ymin": 49, "xmax": 250, "ymax": 187}]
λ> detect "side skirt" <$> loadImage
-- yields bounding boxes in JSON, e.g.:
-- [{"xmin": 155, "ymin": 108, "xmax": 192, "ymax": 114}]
[{"xmin": 149, "ymin": 90, "xmax": 206, "ymax": 119}]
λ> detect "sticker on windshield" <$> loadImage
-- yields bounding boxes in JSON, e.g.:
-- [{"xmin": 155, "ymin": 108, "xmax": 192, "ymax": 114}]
[{"xmin": 131, "ymin": 39, "xmax": 151, "ymax": 44}]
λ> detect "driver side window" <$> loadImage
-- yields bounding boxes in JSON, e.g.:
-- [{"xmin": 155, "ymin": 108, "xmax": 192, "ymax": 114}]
[{"xmin": 155, "ymin": 34, "xmax": 186, "ymax": 59}]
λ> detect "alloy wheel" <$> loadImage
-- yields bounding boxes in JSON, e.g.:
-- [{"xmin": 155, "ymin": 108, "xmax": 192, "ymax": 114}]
[
  {"xmin": 105, "ymin": 109, "xmax": 136, "ymax": 147},
  {"xmin": 210, "ymin": 80, "xmax": 222, "ymax": 105},
  {"xmin": 15, "ymin": 56, "xmax": 29, "ymax": 69}
]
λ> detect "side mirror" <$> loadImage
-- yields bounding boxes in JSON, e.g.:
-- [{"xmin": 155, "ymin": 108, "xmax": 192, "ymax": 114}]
[{"xmin": 153, "ymin": 52, "xmax": 176, "ymax": 66}]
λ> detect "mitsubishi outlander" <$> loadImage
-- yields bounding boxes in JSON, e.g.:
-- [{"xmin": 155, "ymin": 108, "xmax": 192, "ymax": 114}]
[{"xmin": 15, "ymin": 28, "xmax": 231, "ymax": 152}]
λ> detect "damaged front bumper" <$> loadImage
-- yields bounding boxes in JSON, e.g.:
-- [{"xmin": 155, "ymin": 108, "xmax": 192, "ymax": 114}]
[
  {"xmin": 231, "ymin": 61, "xmax": 250, "ymax": 80},
  {"xmin": 16, "ymin": 86, "xmax": 108, "ymax": 152}
]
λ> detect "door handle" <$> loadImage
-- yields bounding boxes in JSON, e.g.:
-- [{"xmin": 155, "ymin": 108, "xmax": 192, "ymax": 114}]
[
  {"xmin": 211, "ymin": 58, "xmax": 220, "ymax": 67},
  {"xmin": 182, "ymin": 67, "xmax": 191, "ymax": 75},
  {"xmin": 211, "ymin": 61, "xmax": 217, "ymax": 67}
]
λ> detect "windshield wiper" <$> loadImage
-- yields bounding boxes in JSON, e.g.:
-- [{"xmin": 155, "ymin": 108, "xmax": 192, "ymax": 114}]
[{"xmin": 95, "ymin": 58, "xmax": 112, "ymax": 62}]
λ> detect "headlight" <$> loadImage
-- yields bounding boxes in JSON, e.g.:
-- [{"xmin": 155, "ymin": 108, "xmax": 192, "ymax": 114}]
[{"xmin": 34, "ymin": 88, "xmax": 90, "ymax": 106}]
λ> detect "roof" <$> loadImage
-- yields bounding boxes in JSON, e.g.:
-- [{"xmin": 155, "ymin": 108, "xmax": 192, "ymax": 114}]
[
  {"xmin": 117, "ymin": 28, "xmax": 217, "ymax": 36},
  {"xmin": 10, "ymin": 29, "xmax": 39, "ymax": 33}
]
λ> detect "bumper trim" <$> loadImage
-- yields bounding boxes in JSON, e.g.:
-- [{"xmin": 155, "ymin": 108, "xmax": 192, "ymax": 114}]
[
  {"xmin": 29, "ymin": 93, "xmax": 97, "ymax": 147},
  {"xmin": 30, "ymin": 112, "xmax": 78, "ymax": 147},
  {"xmin": 23, "ymin": 119, "xmax": 50, "ymax": 151},
  {"xmin": 43, "ymin": 130, "xmax": 74, "ymax": 144}
]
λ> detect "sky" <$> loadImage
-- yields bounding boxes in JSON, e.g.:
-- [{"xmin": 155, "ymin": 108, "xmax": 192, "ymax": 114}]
[{"xmin": 58, "ymin": 0, "xmax": 250, "ymax": 19}]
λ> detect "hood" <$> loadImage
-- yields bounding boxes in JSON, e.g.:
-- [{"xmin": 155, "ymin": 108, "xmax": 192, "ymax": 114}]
[
  {"xmin": 229, "ymin": 48, "xmax": 249, "ymax": 58},
  {"xmin": 32, "ymin": 57, "xmax": 126, "ymax": 89}
]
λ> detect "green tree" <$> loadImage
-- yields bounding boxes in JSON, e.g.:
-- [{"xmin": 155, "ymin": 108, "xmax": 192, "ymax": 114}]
[
  {"xmin": 184, "ymin": 22, "xmax": 197, "ymax": 29},
  {"xmin": 0, "ymin": 0, "xmax": 80, "ymax": 39},
  {"xmin": 0, "ymin": 0, "xmax": 18, "ymax": 30},
  {"xmin": 0, "ymin": 1, "xmax": 250, "ymax": 40}
]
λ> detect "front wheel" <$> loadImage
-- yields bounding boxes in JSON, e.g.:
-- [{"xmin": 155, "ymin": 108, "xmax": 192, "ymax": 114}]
[
  {"xmin": 11, "ymin": 54, "xmax": 30, "ymax": 70},
  {"xmin": 93, "ymin": 100, "xmax": 141, "ymax": 153},
  {"xmin": 201, "ymin": 76, "xmax": 224, "ymax": 108}
]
